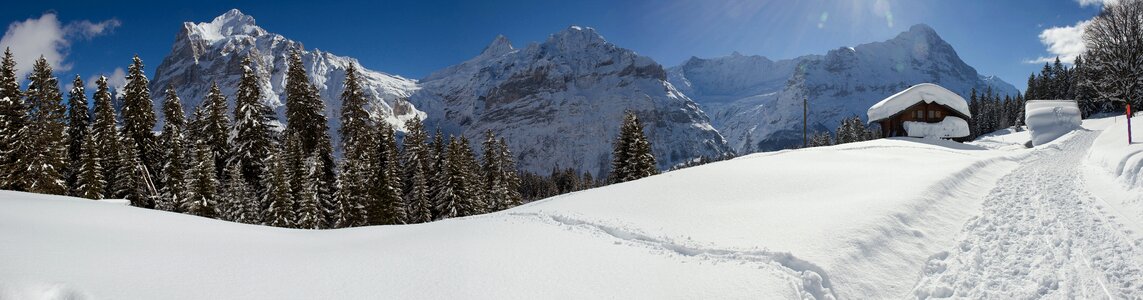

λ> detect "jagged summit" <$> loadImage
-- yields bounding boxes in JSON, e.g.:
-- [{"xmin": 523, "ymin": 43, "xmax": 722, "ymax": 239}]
[
  {"xmin": 411, "ymin": 26, "xmax": 731, "ymax": 175},
  {"xmin": 186, "ymin": 9, "xmax": 266, "ymax": 42},
  {"xmin": 480, "ymin": 34, "xmax": 514, "ymax": 57},
  {"xmin": 546, "ymin": 25, "xmax": 608, "ymax": 50},
  {"xmin": 152, "ymin": 9, "xmax": 420, "ymax": 139}
]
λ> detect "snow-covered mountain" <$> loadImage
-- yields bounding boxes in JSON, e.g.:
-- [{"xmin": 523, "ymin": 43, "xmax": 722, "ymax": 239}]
[
  {"xmin": 410, "ymin": 26, "xmax": 732, "ymax": 176},
  {"xmin": 668, "ymin": 24, "xmax": 1020, "ymax": 152},
  {"xmin": 150, "ymin": 9, "xmax": 422, "ymax": 133}
]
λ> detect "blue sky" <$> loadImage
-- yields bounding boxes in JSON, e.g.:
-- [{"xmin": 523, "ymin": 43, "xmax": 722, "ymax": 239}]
[{"xmin": 0, "ymin": 0, "xmax": 1108, "ymax": 92}]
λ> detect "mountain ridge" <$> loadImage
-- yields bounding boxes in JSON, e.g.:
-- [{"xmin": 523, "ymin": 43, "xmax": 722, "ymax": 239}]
[{"xmin": 668, "ymin": 23, "xmax": 1019, "ymax": 152}]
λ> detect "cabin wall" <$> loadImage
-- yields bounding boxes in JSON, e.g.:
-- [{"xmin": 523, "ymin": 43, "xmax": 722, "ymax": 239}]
[{"xmin": 880, "ymin": 103, "xmax": 963, "ymax": 138}]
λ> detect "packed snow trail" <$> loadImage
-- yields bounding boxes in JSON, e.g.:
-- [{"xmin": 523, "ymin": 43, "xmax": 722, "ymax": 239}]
[{"xmin": 913, "ymin": 130, "xmax": 1143, "ymax": 299}]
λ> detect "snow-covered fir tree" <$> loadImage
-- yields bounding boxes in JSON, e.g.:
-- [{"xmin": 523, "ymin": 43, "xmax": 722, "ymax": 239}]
[
  {"xmin": 497, "ymin": 138, "xmax": 523, "ymax": 209},
  {"xmin": 432, "ymin": 136, "xmax": 460, "ymax": 220},
  {"xmin": 263, "ymin": 150, "xmax": 294, "ymax": 228},
  {"xmin": 120, "ymin": 55, "xmax": 159, "ymax": 197},
  {"xmin": 293, "ymin": 152, "xmax": 322, "ymax": 229},
  {"xmin": 482, "ymin": 130, "xmax": 509, "ymax": 212},
  {"xmin": 427, "ymin": 129, "xmax": 446, "ymax": 219},
  {"xmin": 370, "ymin": 122, "xmax": 406, "ymax": 225},
  {"xmin": 335, "ymin": 62, "xmax": 372, "ymax": 227},
  {"xmin": 200, "ymin": 82, "xmax": 231, "ymax": 179},
  {"xmin": 14, "ymin": 56, "xmax": 68, "ymax": 195},
  {"xmin": 284, "ymin": 49, "xmax": 338, "ymax": 223},
  {"xmin": 75, "ymin": 126, "xmax": 104, "ymax": 200},
  {"xmin": 400, "ymin": 118, "xmax": 433, "ymax": 224},
  {"xmin": 186, "ymin": 142, "xmax": 218, "ymax": 218},
  {"xmin": 157, "ymin": 85, "xmax": 189, "ymax": 212},
  {"xmin": 609, "ymin": 111, "xmax": 658, "ymax": 184},
  {"xmin": 91, "ymin": 76, "xmax": 121, "ymax": 197},
  {"xmin": 220, "ymin": 161, "xmax": 259, "ymax": 224},
  {"xmin": 65, "ymin": 76, "xmax": 91, "ymax": 195},
  {"xmin": 113, "ymin": 139, "xmax": 149, "ymax": 206},
  {"xmin": 231, "ymin": 56, "xmax": 275, "ymax": 195},
  {"xmin": 0, "ymin": 48, "xmax": 22, "ymax": 190}
]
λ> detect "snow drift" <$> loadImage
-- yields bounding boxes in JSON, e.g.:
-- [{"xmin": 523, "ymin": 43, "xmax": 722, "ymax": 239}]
[
  {"xmin": 904, "ymin": 116, "xmax": 970, "ymax": 139},
  {"xmin": 1025, "ymin": 100, "xmax": 1082, "ymax": 146},
  {"xmin": 1086, "ymin": 114, "xmax": 1143, "ymax": 189}
]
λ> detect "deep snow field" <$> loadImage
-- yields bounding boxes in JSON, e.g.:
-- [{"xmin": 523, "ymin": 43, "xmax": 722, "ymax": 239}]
[{"xmin": 1, "ymin": 116, "xmax": 1141, "ymax": 299}]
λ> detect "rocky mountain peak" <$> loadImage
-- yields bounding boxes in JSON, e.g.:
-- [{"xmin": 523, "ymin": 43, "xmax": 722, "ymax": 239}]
[{"xmin": 480, "ymin": 34, "xmax": 514, "ymax": 57}]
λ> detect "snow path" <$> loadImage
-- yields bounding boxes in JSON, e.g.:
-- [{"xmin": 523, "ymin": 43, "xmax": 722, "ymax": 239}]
[
  {"xmin": 913, "ymin": 130, "xmax": 1143, "ymax": 299},
  {"xmin": 509, "ymin": 212, "xmax": 838, "ymax": 299}
]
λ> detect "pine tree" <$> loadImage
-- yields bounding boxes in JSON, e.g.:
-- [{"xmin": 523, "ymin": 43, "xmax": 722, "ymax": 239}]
[
  {"xmin": 221, "ymin": 161, "xmax": 260, "ymax": 223},
  {"xmin": 401, "ymin": 118, "xmax": 432, "ymax": 223},
  {"xmin": 113, "ymin": 139, "xmax": 148, "ymax": 205},
  {"xmin": 91, "ymin": 76, "xmax": 121, "ymax": 197},
  {"xmin": 75, "ymin": 126, "xmax": 103, "ymax": 199},
  {"xmin": 14, "ymin": 56, "xmax": 68, "ymax": 195},
  {"xmin": 370, "ymin": 122, "xmax": 406, "ymax": 225},
  {"xmin": 0, "ymin": 48, "xmax": 24, "ymax": 190},
  {"xmin": 263, "ymin": 151, "xmax": 294, "ymax": 228},
  {"xmin": 65, "ymin": 76, "xmax": 91, "ymax": 195},
  {"xmin": 231, "ymin": 56, "xmax": 274, "ymax": 195},
  {"xmin": 609, "ymin": 111, "xmax": 658, "ymax": 184},
  {"xmin": 433, "ymin": 137, "xmax": 462, "ymax": 219},
  {"xmin": 157, "ymin": 85, "xmax": 189, "ymax": 212},
  {"xmin": 457, "ymin": 137, "xmax": 484, "ymax": 216},
  {"xmin": 495, "ymin": 137, "xmax": 523, "ymax": 210},
  {"xmin": 120, "ymin": 55, "xmax": 159, "ymax": 195},
  {"xmin": 428, "ymin": 129, "xmax": 446, "ymax": 219},
  {"xmin": 284, "ymin": 50, "xmax": 339, "ymax": 221},
  {"xmin": 201, "ymin": 82, "xmax": 231, "ymax": 179},
  {"xmin": 294, "ymin": 152, "xmax": 322, "ymax": 229},
  {"xmin": 337, "ymin": 62, "xmax": 373, "ymax": 226},
  {"xmin": 186, "ymin": 142, "xmax": 218, "ymax": 218},
  {"xmin": 482, "ymin": 130, "xmax": 505, "ymax": 212}
]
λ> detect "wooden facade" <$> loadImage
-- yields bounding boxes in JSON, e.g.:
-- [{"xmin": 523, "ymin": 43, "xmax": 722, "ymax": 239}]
[{"xmin": 874, "ymin": 101, "xmax": 972, "ymax": 141}]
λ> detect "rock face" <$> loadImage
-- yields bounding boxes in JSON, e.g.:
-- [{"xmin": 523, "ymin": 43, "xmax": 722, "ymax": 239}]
[
  {"xmin": 150, "ymin": 9, "xmax": 421, "ymax": 134},
  {"xmin": 668, "ymin": 24, "xmax": 1020, "ymax": 153},
  {"xmin": 410, "ymin": 26, "xmax": 733, "ymax": 176}
]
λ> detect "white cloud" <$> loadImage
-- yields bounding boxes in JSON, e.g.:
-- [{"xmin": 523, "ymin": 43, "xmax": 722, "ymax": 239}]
[
  {"xmin": 66, "ymin": 19, "xmax": 122, "ymax": 40},
  {"xmin": 85, "ymin": 67, "xmax": 127, "ymax": 92},
  {"xmin": 1027, "ymin": 20, "xmax": 1090, "ymax": 64},
  {"xmin": 1076, "ymin": 0, "xmax": 1118, "ymax": 6},
  {"xmin": 0, "ymin": 13, "xmax": 120, "ymax": 79}
]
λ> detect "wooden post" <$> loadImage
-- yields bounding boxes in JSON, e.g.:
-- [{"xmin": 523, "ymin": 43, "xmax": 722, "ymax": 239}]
[
  {"xmin": 803, "ymin": 96, "xmax": 807, "ymax": 147},
  {"xmin": 1128, "ymin": 103, "xmax": 1133, "ymax": 144}
]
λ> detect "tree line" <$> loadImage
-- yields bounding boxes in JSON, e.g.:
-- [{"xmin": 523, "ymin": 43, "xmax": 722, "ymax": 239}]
[
  {"xmin": 0, "ymin": 47, "xmax": 665, "ymax": 228},
  {"xmin": 0, "ymin": 49, "xmax": 529, "ymax": 228},
  {"xmin": 1027, "ymin": 0, "xmax": 1143, "ymax": 117}
]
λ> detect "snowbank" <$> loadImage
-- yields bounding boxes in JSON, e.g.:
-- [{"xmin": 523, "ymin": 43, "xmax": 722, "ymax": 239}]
[
  {"xmin": 1086, "ymin": 115, "xmax": 1143, "ymax": 189},
  {"xmin": 903, "ymin": 116, "xmax": 970, "ymax": 138},
  {"xmin": 0, "ymin": 138, "xmax": 1022, "ymax": 299},
  {"xmin": 1025, "ymin": 100, "xmax": 1081, "ymax": 146},
  {"xmin": 867, "ymin": 83, "xmax": 970, "ymax": 122}
]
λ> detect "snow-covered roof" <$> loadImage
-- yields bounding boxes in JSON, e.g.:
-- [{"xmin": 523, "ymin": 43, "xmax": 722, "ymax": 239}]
[{"xmin": 867, "ymin": 83, "xmax": 971, "ymax": 123}]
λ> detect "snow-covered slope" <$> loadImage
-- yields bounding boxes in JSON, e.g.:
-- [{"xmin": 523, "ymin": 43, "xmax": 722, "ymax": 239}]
[
  {"xmin": 410, "ymin": 26, "xmax": 732, "ymax": 175},
  {"xmin": 0, "ymin": 137, "xmax": 1020, "ymax": 299},
  {"xmin": 668, "ymin": 24, "xmax": 1020, "ymax": 152},
  {"xmin": 9, "ymin": 118, "xmax": 1143, "ymax": 298},
  {"xmin": 150, "ymin": 9, "xmax": 422, "ymax": 132}
]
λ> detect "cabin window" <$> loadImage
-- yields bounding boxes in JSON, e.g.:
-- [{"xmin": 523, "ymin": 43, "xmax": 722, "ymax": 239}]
[
  {"xmin": 915, "ymin": 110, "xmax": 923, "ymax": 118},
  {"xmin": 928, "ymin": 111, "xmax": 936, "ymax": 118}
]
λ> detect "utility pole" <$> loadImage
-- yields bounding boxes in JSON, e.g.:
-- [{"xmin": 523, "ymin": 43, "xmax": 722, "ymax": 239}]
[{"xmin": 803, "ymin": 96, "xmax": 808, "ymax": 147}]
